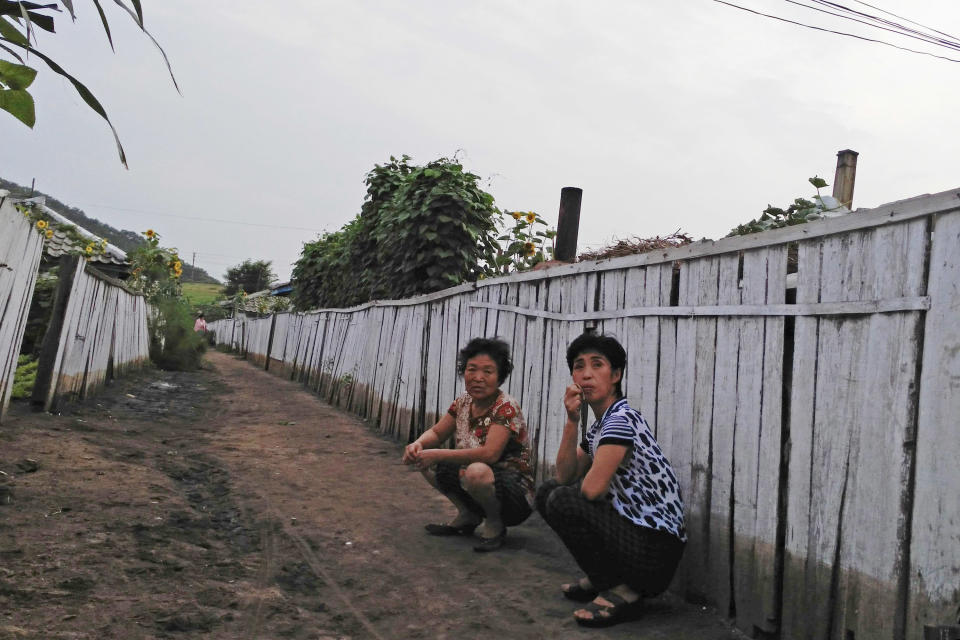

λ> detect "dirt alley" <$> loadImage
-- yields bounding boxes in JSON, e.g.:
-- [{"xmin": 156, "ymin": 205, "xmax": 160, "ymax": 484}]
[{"xmin": 0, "ymin": 350, "xmax": 748, "ymax": 640}]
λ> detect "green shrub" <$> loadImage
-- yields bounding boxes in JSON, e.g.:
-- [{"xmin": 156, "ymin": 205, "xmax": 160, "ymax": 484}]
[
  {"xmin": 149, "ymin": 297, "xmax": 206, "ymax": 371},
  {"xmin": 292, "ymin": 156, "xmax": 501, "ymax": 309}
]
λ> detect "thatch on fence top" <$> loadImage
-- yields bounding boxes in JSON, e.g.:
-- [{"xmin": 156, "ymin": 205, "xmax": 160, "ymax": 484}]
[{"xmin": 577, "ymin": 231, "xmax": 693, "ymax": 262}]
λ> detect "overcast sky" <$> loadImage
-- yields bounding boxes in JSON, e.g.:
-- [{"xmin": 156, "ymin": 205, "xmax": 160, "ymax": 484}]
[{"xmin": 3, "ymin": 1, "xmax": 958, "ymax": 283}]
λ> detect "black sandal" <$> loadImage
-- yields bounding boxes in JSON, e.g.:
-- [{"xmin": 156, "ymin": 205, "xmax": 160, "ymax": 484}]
[
  {"xmin": 574, "ymin": 592, "xmax": 643, "ymax": 628},
  {"xmin": 561, "ymin": 581, "xmax": 599, "ymax": 602},
  {"xmin": 424, "ymin": 522, "xmax": 478, "ymax": 536},
  {"xmin": 472, "ymin": 528, "xmax": 506, "ymax": 552}
]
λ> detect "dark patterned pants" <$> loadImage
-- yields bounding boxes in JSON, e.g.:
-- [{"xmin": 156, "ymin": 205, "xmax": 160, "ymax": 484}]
[
  {"xmin": 433, "ymin": 462, "xmax": 533, "ymax": 527},
  {"xmin": 536, "ymin": 479, "xmax": 685, "ymax": 595}
]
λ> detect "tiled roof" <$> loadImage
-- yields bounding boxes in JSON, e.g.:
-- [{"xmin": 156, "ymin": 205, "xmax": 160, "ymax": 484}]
[
  {"xmin": 44, "ymin": 227, "xmax": 128, "ymax": 265},
  {"xmin": 15, "ymin": 197, "xmax": 130, "ymax": 266}
]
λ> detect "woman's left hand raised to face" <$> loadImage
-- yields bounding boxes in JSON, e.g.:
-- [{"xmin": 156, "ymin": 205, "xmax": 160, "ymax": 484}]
[{"xmin": 564, "ymin": 384, "xmax": 584, "ymax": 423}]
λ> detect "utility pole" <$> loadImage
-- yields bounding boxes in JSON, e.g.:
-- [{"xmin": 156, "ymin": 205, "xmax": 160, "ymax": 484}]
[{"xmin": 191, "ymin": 252, "xmax": 196, "ymax": 282}]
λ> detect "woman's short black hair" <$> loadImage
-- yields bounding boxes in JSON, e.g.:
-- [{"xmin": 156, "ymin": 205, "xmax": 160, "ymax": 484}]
[
  {"xmin": 566, "ymin": 333, "xmax": 627, "ymax": 397},
  {"xmin": 457, "ymin": 337, "xmax": 513, "ymax": 384}
]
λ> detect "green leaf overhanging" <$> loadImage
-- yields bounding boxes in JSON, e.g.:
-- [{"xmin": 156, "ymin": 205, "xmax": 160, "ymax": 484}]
[
  {"xmin": 0, "ymin": 35, "xmax": 127, "ymax": 166},
  {"xmin": 0, "ymin": 57, "xmax": 36, "ymax": 88},
  {"xmin": 0, "ymin": 86, "xmax": 34, "ymax": 125},
  {"xmin": 91, "ymin": 0, "xmax": 113, "ymax": 51}
]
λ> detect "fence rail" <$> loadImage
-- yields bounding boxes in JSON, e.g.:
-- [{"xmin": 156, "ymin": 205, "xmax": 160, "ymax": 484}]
[{"xmin": 211, "ymin": 187, "xmax": 960, "ymax": 640}]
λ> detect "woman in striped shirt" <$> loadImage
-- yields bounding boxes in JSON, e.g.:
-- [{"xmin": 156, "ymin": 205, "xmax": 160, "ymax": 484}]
[{"xmin": 536, "ymin": 333, "xmax": 686, "ymax": 628}]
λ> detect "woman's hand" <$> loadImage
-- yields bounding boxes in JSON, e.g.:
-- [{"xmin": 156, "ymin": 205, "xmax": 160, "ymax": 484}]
[
  {"xmin": 402, "ymin": 441, "xmax": 423, "ymax": 465},
  {"xmin": 564, "ymin": 384, "xmax": 584, "ymax": 423},
  {"xmin": 414, "ymin": 448, "xmax": 443, "ymax": 470}
]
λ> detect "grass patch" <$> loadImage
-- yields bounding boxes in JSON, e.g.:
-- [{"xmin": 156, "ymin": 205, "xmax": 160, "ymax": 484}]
[
  {"xmin": 182, "ymin": 282, "xmax": 223, "ymax": 307},
  {"xmin": 12, "ymin": 355, "xmax": 38, "ymax": 399}
]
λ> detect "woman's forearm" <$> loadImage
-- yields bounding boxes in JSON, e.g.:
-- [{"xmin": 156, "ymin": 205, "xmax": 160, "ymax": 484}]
[
  {"xmin": 430, "ymin": 447, "xmax": 492, "ymax": 466},
  {"xmin": 554, "ymin": 419, "xmax": 581, "ymax": 484},
  {"xmin": 416, "ymin": 428, "xmax": 441, "ymax": 449}
]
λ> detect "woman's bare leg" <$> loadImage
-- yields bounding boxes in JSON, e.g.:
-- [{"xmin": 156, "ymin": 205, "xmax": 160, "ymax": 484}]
[
  {"xmin": 461, "ymin": 462, "xmax": 503, "ymax": 537},
  {"xmin": 421, "ymin": 467, "xmax": 480, "ymax": 527}
]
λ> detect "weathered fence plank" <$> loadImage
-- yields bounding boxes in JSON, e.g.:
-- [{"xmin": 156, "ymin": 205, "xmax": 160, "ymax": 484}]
[
  {"xmin": 709, "ymin": 253, "xmax": 742, "ymax": 616},
  {"xmin": 733, "ymin": 246, "xmax": 786, "ymax": 635},
  {"xmin": 0, "ymin": 198, "xmax": 44, "ymax": 421},
  {"xmin": 683, "ymin": 255, "xmax": 720, "ymax": 602},
  {"xmin": 908, "ymin": 209, "xmax": 960, "ymax": 637},
  {"xmin": 662, "ymin": 259, "xmax": 698, "ymax": 597}
]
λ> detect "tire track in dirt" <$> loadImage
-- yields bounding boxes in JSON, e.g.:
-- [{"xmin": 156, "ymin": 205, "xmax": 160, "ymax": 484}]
[
  {"xmin": 284, "ymin": 524, "xmax": 387, "ymax": 640},
  {"xmin": 243, "ymin": 522, "xmax": 277, "ymax": 640}
]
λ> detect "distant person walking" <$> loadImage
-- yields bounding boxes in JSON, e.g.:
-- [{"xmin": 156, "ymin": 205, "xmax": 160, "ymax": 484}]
[{"xmin": 194, "ymin": 313, "xmax": 207, "ymax": 333}]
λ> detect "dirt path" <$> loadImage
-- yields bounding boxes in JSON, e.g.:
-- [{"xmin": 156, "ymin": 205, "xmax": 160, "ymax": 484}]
[{"xmin": 0, "ymin": 351, "xmax": 746, "ymax": 639}]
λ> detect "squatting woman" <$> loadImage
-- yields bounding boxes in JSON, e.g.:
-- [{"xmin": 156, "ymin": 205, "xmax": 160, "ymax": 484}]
[
  {"xmin": 402, "ymin": 337, "xmax": 534, "ymax": 552},
  {"xmin": 536, "ymin": 333, "xmax": 686, "ymax": 627}
]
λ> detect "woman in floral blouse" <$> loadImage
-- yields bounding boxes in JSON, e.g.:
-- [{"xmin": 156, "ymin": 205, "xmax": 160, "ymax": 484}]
[{"xmin": 402, "ymin": 337, "xmax": 534, "ymax": 552}]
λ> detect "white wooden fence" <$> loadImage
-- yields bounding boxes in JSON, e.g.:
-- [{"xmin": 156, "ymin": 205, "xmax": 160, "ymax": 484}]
[
  {"xmin": 0, "ymin": 196, "xmax": 44, "ymax": 421},
  {"xmin": 211, "ymin": 188, "xmax": 960, "ymax": 640},
  {"xmin": 0, "ymin": 191, "xmax": 152, "ymax": 419},
  {"xmin": 33, "ymin": 256, "xmax": 150, "ymax": 412}
]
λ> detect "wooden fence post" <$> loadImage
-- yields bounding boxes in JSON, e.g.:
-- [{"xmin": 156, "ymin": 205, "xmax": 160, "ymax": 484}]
[
  {"xmin": 32, "ymin": 255, "xmax": 81, "ymax": 411},
  {"xmin": 555, "ymin": 187, "xmax": 583, "ymax": 262},
  {"xmin": 264, "ymin": 313, "xmax": 277, "ymax": 371},
  {"xmin": 833, "ymin": 149, "xmax": 859, "ymax": 209}
]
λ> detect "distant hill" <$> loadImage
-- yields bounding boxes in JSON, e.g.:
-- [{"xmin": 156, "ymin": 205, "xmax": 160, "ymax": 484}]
[{"xmin": 0, "ymin": 177, "xmax": 219, "ymax": 284}]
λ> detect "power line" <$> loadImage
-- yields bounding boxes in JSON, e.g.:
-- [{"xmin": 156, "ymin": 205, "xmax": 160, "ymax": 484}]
[
  {"xmin": 783, "ymin": 0, "xmax": 960, "ymax": 52},
  {"xmin": 712, "ymin": 0, "xmax": 960, "ymax": 63},
  {"xmin": 849, "ymin": 0, "xmax": 960, "ymax": 42},
  {"xmin": 806, "ymin": 0, "xmax": 960, "ymax": 50},
  {"xmin": 73, "ymin": 202, "xmax": 329, "ymax": 233}
]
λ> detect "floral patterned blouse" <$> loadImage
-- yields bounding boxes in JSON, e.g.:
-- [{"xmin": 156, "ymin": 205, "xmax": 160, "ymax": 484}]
[{"xmin": 447, "ymin": 390, "xmax": 535, "ymax": 506}]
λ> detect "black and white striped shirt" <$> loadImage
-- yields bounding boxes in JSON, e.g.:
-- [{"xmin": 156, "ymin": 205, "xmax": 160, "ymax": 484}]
[{"xmin": 580, "ymin": 398, "xmax": 686, "ymax": 541}]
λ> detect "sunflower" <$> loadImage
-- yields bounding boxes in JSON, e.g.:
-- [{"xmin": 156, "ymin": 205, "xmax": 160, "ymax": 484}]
[
  {"xmin": 85, "ymin": 246, "xmax": 94, "ymax": 255},
  {"xmin": 525, "ymin": 212, "xmax": 536, "ymax": 223},
  {"xmin": 510, "ymin": 211, "xmax": 522, "ymax": 220},
  {"xmin": 173, "ymin": 261, "xmax": 182, "ymax": 270},
  {"xmin": 523, "ymin": 242, "xmax": 536, "ymax": 257},
  {"xmin": 45, "ymin": 229, "xmax": 54, "ymax": 239},
  {"xmin": 144, "ymin": 229, "xmax": 156, "ymax": 238},
  {"xmin": 36, "ymin": 220, "xmax": 47, "ymax": 230}
]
